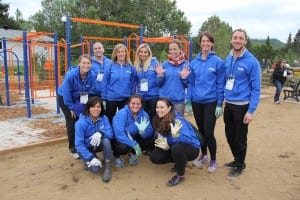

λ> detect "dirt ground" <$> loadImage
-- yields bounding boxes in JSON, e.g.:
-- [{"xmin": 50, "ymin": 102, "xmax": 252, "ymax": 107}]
[{"xmin": 0, "ymin": 87, "xmax": 300, "ymax": 200}]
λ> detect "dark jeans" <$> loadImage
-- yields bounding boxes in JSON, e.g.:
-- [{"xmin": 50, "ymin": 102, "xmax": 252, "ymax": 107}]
[
  {"xmin": 273, "ymin": 80, "xmax": 284, "ymax": 102},
  {"xmin": 223, "ymin": 103, "xmax": 249, "ymax": 168},
  {"xmin": 192, "ymin": 101, "xmax": 217, "ymax": 160},
  {"xmin": 57, "ymin": 95, "xmax": 78, "ymax": 153},
  {"xmin": 80, "ymin": 138, "xmax": 113, "ymax": 173},
  {"xmin": 106, "ymin": 99, "xmax": 128, "ymax": 124},
  {"xmin": 149, "ymin": 143, "xmax": 199, "ymax": 176},
  {"xmin": 142, "ymin": 98, "xmax": 158, "ymax": 121},
  {"xmin": 112, "ymin": 134, "xmax": 154, "ymax": 157}
]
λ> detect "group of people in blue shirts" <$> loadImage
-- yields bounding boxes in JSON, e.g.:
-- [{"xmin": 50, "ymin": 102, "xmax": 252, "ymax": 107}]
[{"xmin": 57, "ymin": 28, "xmax": 261, "ymax": 186}]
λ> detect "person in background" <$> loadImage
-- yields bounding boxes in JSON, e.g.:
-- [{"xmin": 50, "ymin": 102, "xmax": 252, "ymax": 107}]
[
  {"xmin": 112, "ymin": 94, "xmax": 154, "ymax": 167},
  {"xmin": 102, "ymin": 43, "xmax": 137, "ymax": 124},
  {"xmin": 187, "ymin": 31, "xmax": 226, "ymax": 173},
  {"xmin": 57, "ymin": 54, "xmax": 97, "ymax": 159},
  {"xmin": 155, "ymin": 39, "xmax": 190, "ymax": 116},
  {"xmin": 223, "ymin": 29, "xmax": 261, "ymax": 179},
  {"xmin": 149, "ymin": 98, "xmax": 200, "ymax": 187},
  {"xmin": 90, "ymin": 42, "xmax": 111, "ymax": 104},
  {"xmin": 134, "ymin": 43, "xmax": 159, "ymax": 121},
  {"xmin": 272, "ymin": 59, "xmax": 292, "ymax": 104},
  {"xmin": 75, "ymin": 96, "xmax": 113, "ymax": 183}
]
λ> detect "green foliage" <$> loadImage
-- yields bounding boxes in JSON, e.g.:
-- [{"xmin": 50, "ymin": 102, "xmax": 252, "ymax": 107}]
[
  {"xmin": 251, "ymin": 38, "xmax": 285, "ymax": 49},
  {"xmin": 0, "ymin": 0, "xmax": 20, "ymax": 29},
  {"xmin": 198, "ymin": 15, "xmax": 232, "ymax": 59}
]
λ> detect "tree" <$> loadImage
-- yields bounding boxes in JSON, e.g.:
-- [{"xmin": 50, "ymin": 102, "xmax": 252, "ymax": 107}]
[
  {"xmin": 30, "ymin": 0, "xmax": 191, "ymax": 42},
  {"xmin": 198, "ymin": 15, "xmax": 232, "ymax": 59},
  {"xmin": 0, "ymin": 0, "xmax": 19, "ymax": 29}
]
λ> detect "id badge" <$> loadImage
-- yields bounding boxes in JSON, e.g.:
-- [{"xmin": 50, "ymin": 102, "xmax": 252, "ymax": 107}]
[
  {"xmin": 225, "ymin": 78, "xmax": 235, "ymax": 90},
  {"xmin": 80, "ymin": 92, "xmax": 88, "ymax": 104},
  {"xmin": 140, "ymin": 79, "xmax": 148, "ymax": 92},
  {"xmin": 97, "ymin": 72, "xmax": 104, "ymax": 81}
]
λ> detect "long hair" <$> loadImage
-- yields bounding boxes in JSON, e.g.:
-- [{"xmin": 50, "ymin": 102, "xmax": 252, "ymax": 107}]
[
  {"xmin": 134, "ymin": 43, "xmax": 153, "ymax": 72},
  {"xmin": 111, "ymin": 43, "xmax": 132, "ymax": 65},
  {"xmin": 83, "ymin": 96, "xmax": 105, "ymax": 117},
  {"xmin": 152, "ymin": 98, "xmax": 175, "ymax": 136}
]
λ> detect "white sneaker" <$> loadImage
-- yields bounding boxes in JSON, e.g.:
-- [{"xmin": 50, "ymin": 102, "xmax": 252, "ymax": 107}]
[
  {"xmin": 71, "ymin": 152, "xmax": 80, "ymax": 160},
  {"xmin": 192, "ymin": 155, "xmax": 208, "ymax": 167},
  {"xmin": 207, "ymin": 160, "xmax": 217, "ymax": 173}
]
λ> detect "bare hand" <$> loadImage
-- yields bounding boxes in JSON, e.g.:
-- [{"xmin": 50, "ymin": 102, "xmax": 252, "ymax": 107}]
[
  {"xmin": 179, "ymin": 65, "xmax": 190, "ymax": 79},
  {"xmin": 155, "ymin": 63, "xmax": 166, "ymax": 77},
  {"xmin": 243, "ymin": 112, "xmax": 253, "ymax": 124},
  {"xmin": 70, "ymin": 110, "xmax": 77, "ymax": 119}
]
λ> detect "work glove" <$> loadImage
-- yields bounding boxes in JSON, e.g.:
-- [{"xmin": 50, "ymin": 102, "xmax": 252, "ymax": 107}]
[
  {"xmin": 134, "ymin": 117, "xmax": 150, "ymax": 135},
  {"xmin": 90, "ymin": 132, "xmax": 102, "ymax": 147},
  {"xmin": 133, "ymin": 143, "xmax": 142, "ymax": 157},
  {"xmin": 87, "ymin": 157, "xmax": 102, "ymax": 168},
  {"xmin": 102, "ymin": 100, "xmax": 106, "ymax": 110},
  {"xmin": 215, "ymin": 106, "xmax": 223, "ymax": 119},
  {"xmin": 185, "ymin": 102, "xmax": 192, "ymax": 115},
  {"xmin": 170, "ymin": 119, "xmax": 182, "ymax": 138},
  {"xmin": 154, "ymin": 135, "xmax": 169, "ymax": 150}
]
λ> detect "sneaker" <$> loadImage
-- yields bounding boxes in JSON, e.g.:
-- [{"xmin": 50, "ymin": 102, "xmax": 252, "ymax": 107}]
[
  {"xmin": 275, "ymin": 101, "xmax": 280, "ymax": 104},
  {"xmin": 227, "ymin": 167, "xmax": 243, "ymax": 179},
  {"xmin": 128, "ymin": 153, "xmax": 138, "ymax": 166},
  {"xmin": 224, "ymin": 161, "xmax": 246, "ymax": 169},
  {"xmin": 207, "ymin": 160, "xmax": 217, "ymax": 173},
  {"xmin": 192, "ymin": 155, "xmax": 208, "ymax": 167},
  {"xmin": 167, "ymin": 175, "xmax": 185, "ymax": 187},
  {"xmin": 114, "ymin": 157, "xmax": 125, "ymax": 168},
  {"xmin": 71, "ymin": 152, "xmax": 80, "ymax": 160}
]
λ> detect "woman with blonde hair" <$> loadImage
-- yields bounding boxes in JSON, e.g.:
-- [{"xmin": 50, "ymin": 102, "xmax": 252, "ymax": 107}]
[
  {"xmin": 102, "ymin": 43, "xmax": 137, "ymax": 123},
  {"xmin": 134, "ymin": 43, "xmax": 159, "ymax": 120}
]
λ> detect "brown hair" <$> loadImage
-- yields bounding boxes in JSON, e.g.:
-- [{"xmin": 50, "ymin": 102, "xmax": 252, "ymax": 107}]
[
  {"xmin": 152, "ymin": 98, "xmax": 175, "ymax": 135},
  {"xmin": 199, "ymin": 31, "xmax": 215, "ymax": 50},
  {"xmin": 78, "ymin": 54, "xmax": 92, "ymax": 63}
]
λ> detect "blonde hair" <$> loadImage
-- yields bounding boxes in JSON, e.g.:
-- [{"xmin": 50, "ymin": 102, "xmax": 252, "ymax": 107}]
[
  {"xmin": 134, "ymin": 43, "xmax": 153, "ymax": 72},
  {"xmin": 111, "ymin": 43, "xmax": 132, "ymax": 65}
]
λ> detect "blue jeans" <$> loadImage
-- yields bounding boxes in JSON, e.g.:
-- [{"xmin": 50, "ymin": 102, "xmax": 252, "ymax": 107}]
[
  {"xmin": 274, "ymin": 80, "xmax": 284, "ymax": 102},
  {"xmin": 83, "ymin": 137, "xmax": 112, "ymax": 173}
]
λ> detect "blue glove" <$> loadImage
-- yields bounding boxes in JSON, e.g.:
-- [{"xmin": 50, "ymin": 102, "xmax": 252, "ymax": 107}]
[
  {"xmin": 134, "ymin": 117, "xmax": 150, "ymax": 135},
  {"xmin": 215, "ymin": 106, "xmax": 223, "ymax": 119},
  {"xmin": 185, "ymin": 102, "xmax": 192, "ymax": 115},
  {"xmin": 133, "ymin": 143, "xmax": 142, "ymax": 157}
]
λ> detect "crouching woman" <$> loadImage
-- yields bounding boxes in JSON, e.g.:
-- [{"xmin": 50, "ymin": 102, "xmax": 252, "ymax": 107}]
[
  {"xmin": 149, "ymin": 97, "xmax": 200, "ymax": 187},
  {"xmin": 75, "ymin": 96, "xmax": 113, "ymax": 183}
]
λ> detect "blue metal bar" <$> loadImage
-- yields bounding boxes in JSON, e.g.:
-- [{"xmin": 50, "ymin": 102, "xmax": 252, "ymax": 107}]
[
  {"xmin": 54, "ymin": 32, "xmax": 60, "ymax": 114},
  {"xmin": 23, "ymin": 30, "xmax": 31, "ymax": 118},
  {"xmin": 2, "ymin": 37, "xmax": 10, "ymax": 106},
  {"xmin": 66, "ymin": 15, "xmax": 71, "ymax": 69}
]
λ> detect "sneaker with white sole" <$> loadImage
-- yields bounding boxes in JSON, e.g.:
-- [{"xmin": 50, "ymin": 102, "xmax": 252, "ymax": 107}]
[
  {"xmin": 207, "ymin": 160, "xmax": 217, "ymax": 173},
  {"xmin": 71, "ymin": 152, "xmax": 80, "ymax": 160},
  {"xmin": 192, "ymin": 155, "xmax": 208, "ymax": 167}
]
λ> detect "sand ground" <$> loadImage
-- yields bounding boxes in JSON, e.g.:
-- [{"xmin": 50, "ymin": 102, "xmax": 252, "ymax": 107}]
[{"xmin": 0, "ymin": 87, "xmax": 299, "ymax": 200}]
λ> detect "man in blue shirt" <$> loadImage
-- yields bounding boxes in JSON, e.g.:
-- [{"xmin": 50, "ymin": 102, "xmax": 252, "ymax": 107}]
[{"xmin": 223, "ymin": 29, "xmax": 261, "ymax": 179}]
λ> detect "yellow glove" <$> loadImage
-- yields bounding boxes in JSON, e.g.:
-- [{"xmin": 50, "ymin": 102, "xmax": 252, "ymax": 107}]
[
  {"xmin": 170, "ymin": 119, "xmax": 182, "ymax": 138},
  {"xmin": 154, "ymin": 135, "xmax": 169, "ymax": 150}
]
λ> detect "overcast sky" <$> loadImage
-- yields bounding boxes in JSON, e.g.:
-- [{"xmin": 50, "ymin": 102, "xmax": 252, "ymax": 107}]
[{"xmin": 3, "ymin": 0, "xmax": 300, "ymax": 42}]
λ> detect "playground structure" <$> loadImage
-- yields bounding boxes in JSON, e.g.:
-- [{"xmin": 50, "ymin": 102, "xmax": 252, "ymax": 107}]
[{"xmin": 0, "ymin": 16, "xmax": 192, "ymax": 118}]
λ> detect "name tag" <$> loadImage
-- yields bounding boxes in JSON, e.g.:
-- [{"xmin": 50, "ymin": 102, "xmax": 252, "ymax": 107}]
[
  {"xmin": 225, "ymin": 78, "xmax": 235, "ymax": 90},
  {"xmin": 80, "ymin": 92, "xmax": 88, "ymax": 104},
  {"xmin": 97, "ymin": 72, "xmax": 104, "ymax": 81},
  {"xmin": 140, "ymin": 78, "xmax": 148, "ymax": 92}
]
